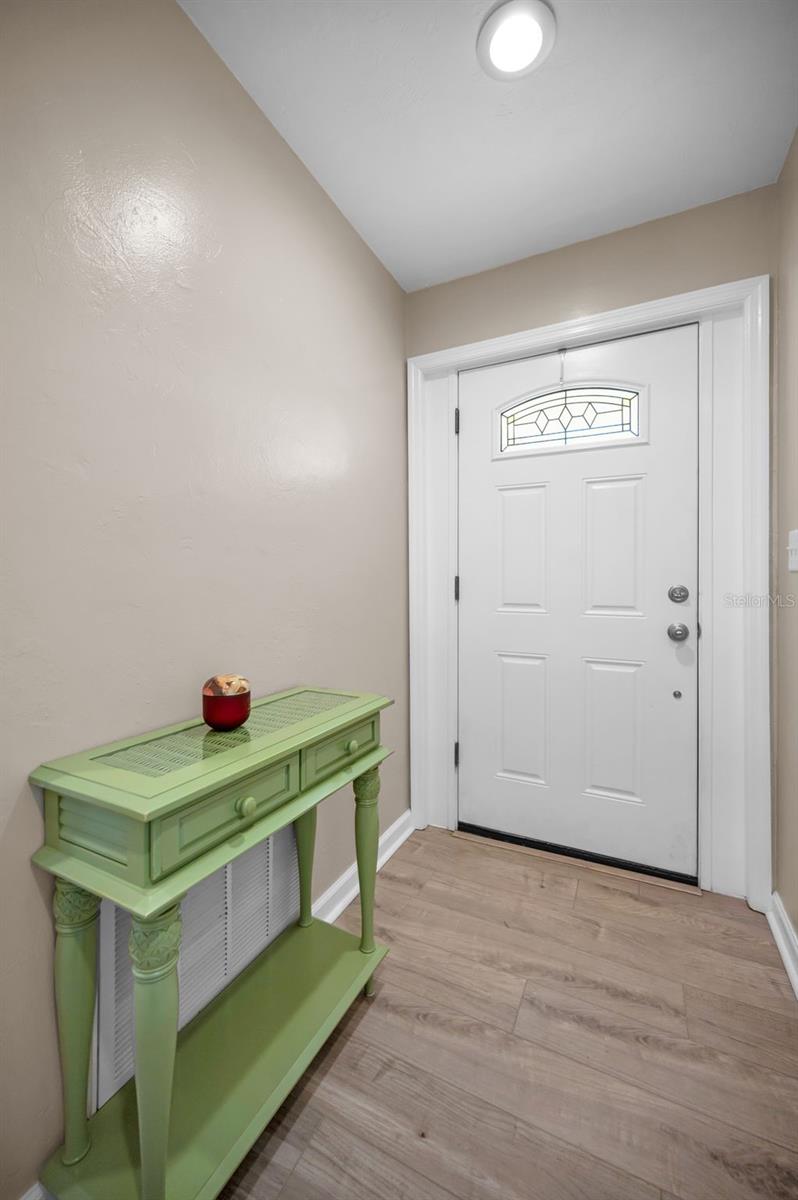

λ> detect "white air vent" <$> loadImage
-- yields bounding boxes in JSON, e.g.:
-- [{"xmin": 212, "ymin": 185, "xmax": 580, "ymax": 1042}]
[{"xmin": 97, "ymin": 826, "xmax": 299, "ymax": 1107}]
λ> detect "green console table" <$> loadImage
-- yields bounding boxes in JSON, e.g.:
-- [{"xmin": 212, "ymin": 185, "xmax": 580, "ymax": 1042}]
[{"xmin": 31, "ymin": 685, "xmax": 392, "ymax": 1200}]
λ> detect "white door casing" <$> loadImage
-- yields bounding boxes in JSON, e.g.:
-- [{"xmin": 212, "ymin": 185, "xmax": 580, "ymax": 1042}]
[
  {"xmin": 458, "ymin": 327, "xmax": 698, "ymax": 877},
  {"xmin": 407, "ymin": 277, "xmax": 770, "ymax": 908}
]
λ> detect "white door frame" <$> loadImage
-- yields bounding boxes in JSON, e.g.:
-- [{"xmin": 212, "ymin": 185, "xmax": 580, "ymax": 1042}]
[{"xmin": 407, "ymin": 276, "xmax": 771, "ymax": 909}]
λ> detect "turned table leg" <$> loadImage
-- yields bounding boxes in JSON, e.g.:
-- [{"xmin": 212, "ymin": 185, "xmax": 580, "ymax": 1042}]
[
  {"xmin": 294, "ymin": 807, "xmax": 317, "ymax": 927},
  {"xmin": 53, "ymin": 879, "xmax": 101, "ymax": 1166},
  {"xmin": 353, "ymin": 765, "xmax": 380, "ymax": 957},
  {"xmin": 129, "ymin": 904, "xmax": 182, "ymax": 1200}
]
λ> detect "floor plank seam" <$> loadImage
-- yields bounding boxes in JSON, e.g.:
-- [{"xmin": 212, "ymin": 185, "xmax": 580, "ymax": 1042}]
[{"xmin": 273, "ymin": 1145, "xmax": 304, "ymax": 1199}]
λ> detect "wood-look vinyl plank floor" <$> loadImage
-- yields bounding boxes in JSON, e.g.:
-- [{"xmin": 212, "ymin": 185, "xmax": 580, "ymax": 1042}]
[
  {"xmin": 392, "ymin": 834, "xmax": 582, "ymax": 907},
  {"xmin": 370, "ymin": 874, "xmax": 792, "ymax": 1024},
  {"xmin": 387, "ymin": 870, "xmax": 795, "ymax": 1016},
  {"xmin": 513, "ymin": 978, "xmax": 798, "ymax": 1150},
  {"xmin": 427, "ymin": 825, "xmax": 644, "ymax": 893},
  {"xmin": 219, "ymin": 829, "xmax": 798, "ymax": 1200},
  {"xmin": 573, "ymin": 877, "xmax": 784, "ymax": 968},
  {"xmin": 278, "ymin": 1116, "xmax": 462, "ymax": 1200},
  {"xmin": 338, "ymin": 890, "xmax": 691, "ymax": 1037},
  {"xmin": 684, "ymin": 985, "xmax": 798, "ymax": 1076},
  {"xmin": 337, "ymin": 906, "xmax": 526, "ymax": 1031},
  {"xmin": 450, "ymin": 827, "xmax": 700, "ymax": 892},
  {"xmin": 637, "ymin": 880, "xmax": 769, "ymax": 925},
  {"xmin": 305, "ymin": 1033, "xmax": 662, "ymax": 1200}
]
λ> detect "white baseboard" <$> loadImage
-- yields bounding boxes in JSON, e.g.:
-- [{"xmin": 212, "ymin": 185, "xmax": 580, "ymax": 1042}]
[
  {"xmin": 768, "ymin": 891, "xmax": 798, "ymax": 1002},
  {"xmin": 313, "ymin": 806, "xmax": 415, "ymax": 924}
]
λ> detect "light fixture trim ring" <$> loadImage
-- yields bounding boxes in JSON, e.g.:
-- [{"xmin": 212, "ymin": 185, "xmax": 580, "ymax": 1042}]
[{"xmin": 476, "ymin": 0, "xmax": 557, "ymax": 81}]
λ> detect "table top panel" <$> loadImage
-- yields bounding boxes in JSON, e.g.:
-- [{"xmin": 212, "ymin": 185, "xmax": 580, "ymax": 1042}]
[
  {"xmin": 97, "ymin": 691, "xmax": 353, "ymax": 779},
  {"xmin": 30, "ymin": 686, "xmax": 391, "ymax": 818}
]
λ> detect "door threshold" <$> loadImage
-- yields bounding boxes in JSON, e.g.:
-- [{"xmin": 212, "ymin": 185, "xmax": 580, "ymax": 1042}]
[{"xmin": 455, "ymin": 824, "xmax": 701, "ymax": 894}]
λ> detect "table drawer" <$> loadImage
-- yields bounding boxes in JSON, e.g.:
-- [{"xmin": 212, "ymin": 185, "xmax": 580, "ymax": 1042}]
[
  {"xmin": 151, "ymin": 755, "xmax": 300, "ymax": 880},
  {"xmin": 301, "ymin": 716, "xmax": 379, "ymax": 789}
]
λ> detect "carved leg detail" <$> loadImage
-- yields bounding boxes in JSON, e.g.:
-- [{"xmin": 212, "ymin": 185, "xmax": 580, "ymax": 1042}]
[
  {"xmin": 353, "ymin": 766, "xmax": 380, "ymax": 955},
  {"xmin": 53, "ymin": 879, "xmax": 101, "ymax": 1166},
  {"xmin": 129, "ymin": 905, "xmax": 182, "ymax": 1200},
  {"xmin": 295, "ymin": 807, "xmax": 317, "ymax": 928}
]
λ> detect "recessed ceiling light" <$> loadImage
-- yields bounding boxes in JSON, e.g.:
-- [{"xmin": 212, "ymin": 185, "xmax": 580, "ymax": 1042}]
[{"xmin": 477, "ymin": 0, "xmax": 556, "ymax": 81}]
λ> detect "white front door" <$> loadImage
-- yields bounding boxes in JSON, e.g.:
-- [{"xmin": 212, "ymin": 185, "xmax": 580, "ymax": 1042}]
[{"xmin": 458, "ymin": 325, "xmax": 698, "ymax": 879}]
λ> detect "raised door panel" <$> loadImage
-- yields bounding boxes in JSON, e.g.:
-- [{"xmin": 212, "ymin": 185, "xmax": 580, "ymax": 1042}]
[
  {"xmin": 583, "ymin": 659, "xmax": 643, "ymax": 803},
  {"xmin": 497, "ymin": 653, "xmax": 549, "ymax": 786},
  {"xmin": 583, "ymin": 476, "xmax": 645, "ymax": 616},
  {"xmin": 499, "ymin": 484, "xmax": 549, "ymax": 612}
]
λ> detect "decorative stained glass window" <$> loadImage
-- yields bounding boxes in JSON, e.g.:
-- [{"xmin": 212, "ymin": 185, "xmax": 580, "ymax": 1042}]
[{"xmin": 500, "ymin": 387, "xmax": 639, "ymax": 452}]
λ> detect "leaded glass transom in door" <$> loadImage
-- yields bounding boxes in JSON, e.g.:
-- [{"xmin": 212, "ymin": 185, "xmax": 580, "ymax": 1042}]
[{"xmin": 500, "ymin": 386, "xmax": 639, "ymax": 451}]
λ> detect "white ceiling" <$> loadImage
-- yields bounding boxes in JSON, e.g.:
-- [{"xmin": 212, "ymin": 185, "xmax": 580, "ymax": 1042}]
[{"xmin": 179, "ymin": 0, "xmax": 798, "ymax": 291}]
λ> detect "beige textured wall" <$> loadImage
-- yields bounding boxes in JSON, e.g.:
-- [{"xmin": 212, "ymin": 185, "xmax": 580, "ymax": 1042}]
[
  {"xmin": 775, "ymin": 131, "xmax": 798, "ymax": 928},
  {"xmin": 405, "ymin": 186, "xmax": 778, "ymax": 357},
  {"xmin": 0, "ymin": 2, "xmax": 407, "ymax": 1195}
]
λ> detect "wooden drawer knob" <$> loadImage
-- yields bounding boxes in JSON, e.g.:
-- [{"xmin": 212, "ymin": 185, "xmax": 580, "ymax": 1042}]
[
  {"xmin": 346, "ymin": 739, "xmax": 359, "ymax": 755},
  {"xmin": 236, "ymin": 795, "xmax": 257, "ymax": 819}
]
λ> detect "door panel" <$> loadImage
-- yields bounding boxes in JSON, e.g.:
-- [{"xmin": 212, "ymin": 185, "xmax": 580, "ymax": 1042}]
[
  {"xmin": 500, "ymin": 485, "xmax": 548, "ymax": 611},
  {"xmin": 458, "ymin": 326, "xmax": 698, "ymax": 877},
  {"xmin": 583, "ymin": 658, "xmax": 642, "ymax": 801},
  {"xmin": 583, "ymin": 475, "xmax": 644, "ymax": 615},
  {"xmin": 498, "ymin": 653, "xmax": 549, "ymax": 784}
]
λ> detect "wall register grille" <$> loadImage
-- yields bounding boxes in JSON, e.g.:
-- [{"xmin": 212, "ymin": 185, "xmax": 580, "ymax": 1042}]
[{"xmin": 97, "ymin": 826, "xmax": 299, "ymax": 1106}]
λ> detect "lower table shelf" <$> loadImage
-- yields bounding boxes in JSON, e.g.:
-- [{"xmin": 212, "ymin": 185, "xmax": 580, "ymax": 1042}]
[{"xmin": 42, "ymin": 919, "xmax": 387, "ymax": 1200}]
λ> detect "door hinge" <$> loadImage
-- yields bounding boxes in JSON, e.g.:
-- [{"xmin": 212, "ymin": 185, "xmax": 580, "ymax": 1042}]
[
  {"xmin": 454, "ymin": 741, "xmax": 460, "ymax": 768},
  {"xmin": 454, "ymin": 575, "xmax": 460, "ymax": 601},
  {"xmin": 454, "ymin": 407, "xmax": 460, "ymax": 435}
]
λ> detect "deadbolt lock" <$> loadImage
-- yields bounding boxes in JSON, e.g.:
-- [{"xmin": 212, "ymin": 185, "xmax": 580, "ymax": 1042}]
[{"xmin": 668, "ymin": 585, "xmax": 689, "ymax": 603}]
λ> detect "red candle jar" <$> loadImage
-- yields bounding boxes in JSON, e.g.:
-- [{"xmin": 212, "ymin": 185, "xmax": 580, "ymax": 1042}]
[{"xmin": 202, "ymin": 675, "xmax": 251, "ymax": 732}]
